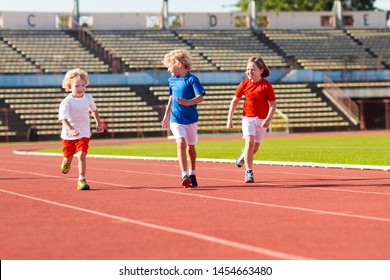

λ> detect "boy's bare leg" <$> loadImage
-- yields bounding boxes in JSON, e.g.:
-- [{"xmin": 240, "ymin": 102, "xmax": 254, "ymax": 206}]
[
  {"xmin": 63, "ymin": 155, "xmax": 73, "ymax": 163},
  {"xmin": 177, "ymin": 137, "xmax": 188, "ymax": 173},
  {"xmin": 244, "ymin": 135, "xmax": 255, "ymax": 170},
  {"xmin": 76, "ymin": 151, "xmax": 87, "ymax": 178},
  {"xmin": 253, "ymin": 142, "xmax": 260, "ymax": 155},
  {"xmin": 187, "ymin": 144, "xmax": 196, "ymax": 171},
  {"xmin": 187, "ymin": 144, "xmax": 198, "ymax": 187}
]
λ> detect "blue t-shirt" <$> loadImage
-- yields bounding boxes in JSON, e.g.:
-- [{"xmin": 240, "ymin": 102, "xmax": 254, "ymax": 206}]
[{"xmin": 168, "ymin": 72, "xmax": 206, "ymax": 124}]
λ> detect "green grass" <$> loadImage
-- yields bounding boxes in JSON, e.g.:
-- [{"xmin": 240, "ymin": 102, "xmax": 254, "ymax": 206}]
[{"xmin": 38, "ymin": 133, "xmax": 390, "ymax": 166}]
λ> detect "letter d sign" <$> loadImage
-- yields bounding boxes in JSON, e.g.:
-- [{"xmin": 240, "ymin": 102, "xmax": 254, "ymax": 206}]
[{"xmin": 209, "ymin": 15, "xmax": 217, "ymax": 27}]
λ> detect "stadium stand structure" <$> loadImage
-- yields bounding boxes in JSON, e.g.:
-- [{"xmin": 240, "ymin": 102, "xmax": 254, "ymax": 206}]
[
  {"xmin": 1, "ymin": 26, "xmax": 389, "ymax": 141},
  {"xmin": 0, "ymin": 39, "xmax": 39, "ymax": 74},
  {"xmin": 262, "ymin": 29, "xmax": 384, "ymax": 70},
  {"xmin": 3, "ymin": 28, "xmax": 389, "ymax": 74},
  {"xmin": 90, "ymin": 29, "xmax": 216, "ymax": 72},
  {"xmin": 149, "ymin": 83, "xmax": 355, "ymax": 134},
  {"xmin": 0, "ymin": 86, "xmax": 164, "ymax": 141},
  {"xmin": 0, "ymin": 29, "xmax": 110, "ymax": 74},
  {"xmin": 0, "ymin": 108, "xmax": 16, "ymax": 140},
  {"xmin": 174, "ymin": 29, "xmax": 289, "ymax": 71},
  {"xmin": 316, "ymin": 79, "xmax": 390, "ymax": 130},
  {"xmin": 346, "ymin": 28, "xmax": 390, "ymax": 68}
]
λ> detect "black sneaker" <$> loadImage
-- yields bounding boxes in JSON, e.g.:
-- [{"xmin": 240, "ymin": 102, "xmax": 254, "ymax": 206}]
[
  {"xmin": 245, "ymin": 170, "xmax": 254, "ymax": 183},
  {"xmin": 189, "ymin": 175, "xmax": 198, "ymax": 187},
  {"xmin": 181, "ymin": 175, "xmax": 192, "ymax": 188}
]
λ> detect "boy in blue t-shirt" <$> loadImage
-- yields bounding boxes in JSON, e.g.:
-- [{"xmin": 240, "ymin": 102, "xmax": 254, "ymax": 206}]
[{"xmin": 161, "ymin": 49, "xmax": 206, "ymax": 188}]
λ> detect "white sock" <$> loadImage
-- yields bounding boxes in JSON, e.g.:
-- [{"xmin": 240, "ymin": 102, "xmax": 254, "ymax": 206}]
[
  {"xmin": 181, "ymin": 171, "xmax": 189, "ymax": 178},
  {"xmin": 78, "ymin": 175, "xmax": 85, "ymax": 180},
  {"xmin": 189, "ymin": 170, "xmax": 196, "ymax": 176}
]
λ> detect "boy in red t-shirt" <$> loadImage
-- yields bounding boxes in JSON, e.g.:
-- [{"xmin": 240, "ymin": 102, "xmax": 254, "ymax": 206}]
[{"xmin": 226, "ymin": 57, "xmax": 277, "ymax": 183}]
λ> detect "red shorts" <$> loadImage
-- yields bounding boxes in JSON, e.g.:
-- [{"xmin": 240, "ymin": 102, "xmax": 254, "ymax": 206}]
[{"xmin": 62, "ymin": 137, "xmax": 90, "ymax": 158}]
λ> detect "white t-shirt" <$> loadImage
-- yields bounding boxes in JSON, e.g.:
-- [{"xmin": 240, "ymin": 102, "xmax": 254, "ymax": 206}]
[{"xmin": 58, "ymin": 93, "xmax": 97, "ymax": 140}]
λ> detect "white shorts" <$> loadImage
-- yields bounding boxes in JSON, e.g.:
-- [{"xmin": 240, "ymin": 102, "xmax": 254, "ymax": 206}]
[
  {"xmin": 170, "ymin": 122, "xmax": 198, "ymax": 145},
  {"xmin": 241, "ymin": 116, "xmax": 268, "ymax": 143}
]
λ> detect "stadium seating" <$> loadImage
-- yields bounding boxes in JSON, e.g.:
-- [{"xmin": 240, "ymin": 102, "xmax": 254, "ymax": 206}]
[
  {"xmin": 0, "ymin": 86, "xmax": 164, "ymax": 140},
  {"xmin": 176, "ymin": 29, "xmax": 289, "ymax": 71},
  {"xmin": 2, "ymin": 27, "xmax": 387, "ymax": 140},
  {"xmin": 263, "ymin": 29, "xmax": 381, "ymax": 70},
  {"xmin": 149, "ymin": 83, "xmax": 353, "ymax": 133},
  {"xmin": 346, "ymin": 28, "xmax": 390, "ymax": 68},
  {"xmin": 90, "ymin": 29, "xmax": 216, "ymax": 72},
  {"xmin": 0, "ymin": 82, "xmax": 357, "ymax": 141},
  {"xmin": 0, "ymin": 39, "xmax": 39, "ymax": 74},
  {"xmin": 0, "ymin": 116, "xmax": 16, "ymax": 138},
  {"xmin": 1, "ymin": 28, "xmax": 389, "ymax": 74},
  {"xmin": 0, "ymin": 29, "xmax": 110, "ymax": 73}
]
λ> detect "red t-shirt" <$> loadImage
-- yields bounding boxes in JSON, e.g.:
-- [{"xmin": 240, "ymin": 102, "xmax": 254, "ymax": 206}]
[{"xmin": 235, "ymin": 78, "xmax": 276, "ymax": 119}]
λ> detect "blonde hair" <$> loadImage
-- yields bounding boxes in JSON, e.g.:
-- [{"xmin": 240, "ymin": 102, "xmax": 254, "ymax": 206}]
[
  {"xmin": 247, "ymin": 56, "xmax": 270, "ymax": 78},
  {"xmin": 62, "ymin": 68, "xmax": 89, "ymax": 91},
  {"xmin": 163, "ymin": 49, "xmax": 192, "ymax": 71}
]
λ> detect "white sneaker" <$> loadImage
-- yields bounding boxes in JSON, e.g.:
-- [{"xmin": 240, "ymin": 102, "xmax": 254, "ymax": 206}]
[
  {"xmin": 245, "ymin": 170, "xmax": 254, "ymax": 183},
  {"xmin": 235, "ymin": 147, "xmax": 245, "ymax": 168}
]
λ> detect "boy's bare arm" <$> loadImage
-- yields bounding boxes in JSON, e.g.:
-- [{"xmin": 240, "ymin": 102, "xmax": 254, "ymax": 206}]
[
  {"xmin": 91, "ymin": 110, "xmax": 104, "ymax": 133},
  {"xmin": 161, "ymin": 96, "xmax": 173, "ymax": 129},
  {"xmin": 61, "ymin": 119, "xmax": 79, "ymax": 136},
  {"xmin": 226, "ymin": 96, "xmax": 240, "ymax": 129},
  {"xmin": 176, "ymin": 94, "xmax": 204, "ymax": 106},
  {"xmin": 262, "ymin": 101, "xmax": 277, "ymax": 127}
]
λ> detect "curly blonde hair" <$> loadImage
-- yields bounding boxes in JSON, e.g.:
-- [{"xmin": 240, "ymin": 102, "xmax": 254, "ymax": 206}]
[
  {"xmin": 62, "ymin": 68, "xmax": 89, "ymax": 91},
  {"xmin": 163, "ymin": 49, "xmax": 192, "ymax": 71}
]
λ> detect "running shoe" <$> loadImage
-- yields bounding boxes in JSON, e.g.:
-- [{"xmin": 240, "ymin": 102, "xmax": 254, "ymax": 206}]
[
  {"xmin": 61, "ymin": 161, "xmax": 71, "ymax": 174},
  {"xmin": 189, "ymin": 175, "xmax": 198, "ymax": 187},
  {"xmin": 235, "ymin": 147, "xmax": 245, "ymax": 168},
  {"xmin": 77, "ymin": 178, "xmax": 90, "ymax": 190},
  {"xmin": 245, "ymin": 170, "xmax": 254, "ymax": 183},
  {"xmin": 181, "ymin": 175, "xmax": 192, "ymax": 188}
]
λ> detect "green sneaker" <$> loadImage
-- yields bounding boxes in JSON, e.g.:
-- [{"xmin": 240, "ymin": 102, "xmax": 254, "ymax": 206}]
[
  {"xmin": 61, "ymin": 161, "xmax": 71, "ymax": 174},
  {"xmin": 77, "ymin": 179, "xmax": 90, "ymax": 190}
]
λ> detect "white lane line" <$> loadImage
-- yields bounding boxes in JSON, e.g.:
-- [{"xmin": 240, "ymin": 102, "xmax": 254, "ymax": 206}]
[
  {"xmin": 12, "ymin": 150, "xmax": 390, "ymax": 171},
  {"xmin": 143, "ymin": 188, "xmax": 390, "ymax": 223},
  {"xmin": 1, "ymin": 167, "xmax": 390, "ymax": 223},
  {"xmin": 0, "ymin": 188, "xmax": 309, "ymax": 260},
  {"xmin": 88, "ymin": 167, "xmax": 390, "ymax": 197}
]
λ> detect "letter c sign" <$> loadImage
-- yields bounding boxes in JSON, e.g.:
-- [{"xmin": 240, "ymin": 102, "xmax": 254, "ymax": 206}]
[{"xmin": 27, "ymin": 14, "xmax": 36, "ymax": 27}]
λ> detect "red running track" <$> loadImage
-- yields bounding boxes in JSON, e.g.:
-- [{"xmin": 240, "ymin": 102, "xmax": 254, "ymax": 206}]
[{"xmin": 0, "ymin": 139, "xmax": 389, "ymax": 260}]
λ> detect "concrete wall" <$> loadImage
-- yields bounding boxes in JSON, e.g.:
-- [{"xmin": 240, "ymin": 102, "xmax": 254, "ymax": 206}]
[
  {"xmin": 0, "ymin": 11, "xmax": 387, "ymax": 30},
  {"xmin": 1, "ymin": 12, "xmax": 58, "ymax": 29},
  {"xmin": 1, "ymin": 69, "xmax": 389, "ymax": 88},
  {"xmin": 265, "ymin": 11, "xmax": 387, "ymax": 29}
]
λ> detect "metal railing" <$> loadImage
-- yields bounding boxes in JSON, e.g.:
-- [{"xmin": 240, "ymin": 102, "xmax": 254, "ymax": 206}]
[{"xmin": 323, "ymin": 76, "xmax": 359, "ymax": 126}]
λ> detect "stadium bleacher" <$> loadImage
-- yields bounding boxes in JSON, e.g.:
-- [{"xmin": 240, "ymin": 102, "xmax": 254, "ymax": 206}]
[
  {"xmin": 263, "ymin": 29, "xmax": 382, "ymax": 70},
  {"xmin": 91, "ymin": 29, "xmax": 216, "ymax": 72},
  {"xmin": 0, "ymin": 39, "xmax": 39, "ymax": 74},
  {"xmin": 0, "ymin": 29, "xmax": 110, "ymax": 74},
  {"xmin": 150, "ymin": 83, "xmax": 353, "ymax": 133},
  {"xmin": 1, "ymin": 25, "xmax": 389, "ymax": 141},
  {"xmin": 0, "ymin": 113, "xmax": 16, "ymax": 138},
  {"xmin": 0, "ymin": 86, "xmax": 164, "ymax": 140},
  {"xmin": 346, "ymin": 28, "xmax": 390, "ymax": 68},
  {"xmin": 175, "ymin": 29, "xmax": 289, "ymax": 71}
]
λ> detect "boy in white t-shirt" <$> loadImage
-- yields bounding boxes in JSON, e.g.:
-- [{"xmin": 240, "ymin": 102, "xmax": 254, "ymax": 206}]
[{"xmin": 58, "ymin": 68, "xmax": 103, "ymax": 190}]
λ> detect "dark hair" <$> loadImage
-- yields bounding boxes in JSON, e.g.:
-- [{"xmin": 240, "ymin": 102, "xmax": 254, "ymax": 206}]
[{"xmin": 247, "ymin": 56, "xmax": 270, "ymax": 78}]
